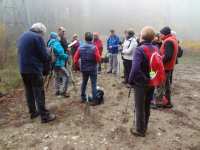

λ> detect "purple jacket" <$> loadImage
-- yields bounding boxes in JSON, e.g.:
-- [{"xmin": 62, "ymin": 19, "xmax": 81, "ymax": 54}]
[{"xmin": 129, "ymin": 42, "xmax": 156, "ymax": 87}]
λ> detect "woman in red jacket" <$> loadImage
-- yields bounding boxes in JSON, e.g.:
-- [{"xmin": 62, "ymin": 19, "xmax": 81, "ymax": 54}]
[{"xmin": 93, "ymin": 32, "xmax": 103, "ymax": 73}]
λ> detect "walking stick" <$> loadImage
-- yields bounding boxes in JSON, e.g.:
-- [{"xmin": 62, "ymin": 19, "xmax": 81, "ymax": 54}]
[{"xmin": 122, "ymin": 87, "xmax": 132, "ymax": 123}]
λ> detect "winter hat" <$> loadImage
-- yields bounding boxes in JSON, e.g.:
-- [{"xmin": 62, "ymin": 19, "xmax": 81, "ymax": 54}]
[
  {"xmin": 160, "ymin": 26, "xmax": 171, "ymax": 36},
  {"xmin": 50, "ymin": 32, "xmax": 58, "ymax": 39}
]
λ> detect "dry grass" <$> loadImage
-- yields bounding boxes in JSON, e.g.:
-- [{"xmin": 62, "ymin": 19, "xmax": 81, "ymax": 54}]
[{"xmin": 181, "ymin": 41, "xmax": 200, "ymax": 51}]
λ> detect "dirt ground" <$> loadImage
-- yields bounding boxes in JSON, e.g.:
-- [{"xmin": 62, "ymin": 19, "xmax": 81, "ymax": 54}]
[{"xmin": 0, "ymin": 51, "xmax": 200, "ymax": 150}]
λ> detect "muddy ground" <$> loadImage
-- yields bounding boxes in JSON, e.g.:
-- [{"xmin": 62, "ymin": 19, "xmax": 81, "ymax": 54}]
[{"xmin": 0, "ymin": 51, "xmax": 200, "ymax": 150}]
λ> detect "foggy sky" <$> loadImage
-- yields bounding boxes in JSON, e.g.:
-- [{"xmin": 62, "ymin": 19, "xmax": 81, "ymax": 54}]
[{"xmin": 0, "ymin": 0, "xmax": 199, "ymax": 40}]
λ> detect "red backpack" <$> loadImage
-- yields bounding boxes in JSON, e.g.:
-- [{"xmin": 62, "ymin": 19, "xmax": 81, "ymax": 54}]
[{"xmin": 143, "ymin": 46, "xmax": 166, "ymax": 87}]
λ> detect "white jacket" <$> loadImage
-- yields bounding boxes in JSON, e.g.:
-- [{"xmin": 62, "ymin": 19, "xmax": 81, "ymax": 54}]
[{"xmin": 122, "ymin": 37, "xmax": 138, "ymax": 60}]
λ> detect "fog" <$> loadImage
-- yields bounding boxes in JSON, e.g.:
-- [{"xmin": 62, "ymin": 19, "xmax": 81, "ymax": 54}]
[{"xmin": 0, "ymin": 0, "xmax": 199, "ymax": 40}]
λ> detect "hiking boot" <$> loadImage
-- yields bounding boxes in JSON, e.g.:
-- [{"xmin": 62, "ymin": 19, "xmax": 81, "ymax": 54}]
[
  {"xmin": 163, "ymin": 103, "xmax": 173, "ymax": 109},
  {"xmin": 89, "ymin": 100, "xmax": 98, "ymax": 106},
  {"xmin": 130, "ymin": 128, "xmax": 145, "ymax": 137},
  {"xmin": 60, "ymin": 92, "xmax": 70, "ymax": 98},
  {"xmin": 150, "ymin": 103, "xmax": 158, "ymax": 109},
  {"xmin": 41, "ymin": 113, "xmax": 56, "ymax": 123},
  {"xmin": 55, "ymin": 91, "xmax": 60, "ymax": 96},
  {"xmin": 30, "ymin": 112, "xmax": 40, "ymax": 119}
]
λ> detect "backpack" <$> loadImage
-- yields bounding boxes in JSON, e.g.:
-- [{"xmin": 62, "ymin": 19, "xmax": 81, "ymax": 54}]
[
  {"xmin": 96, "ymin": 87, "xmax": 104, "ymax": 105},
  {"xmin": 143, "ymin": 46, "xmax": 166, "ymax": 87},
  {"xmin": 43, "ymin": 47, "xmax": 56, "ymax": 76}
]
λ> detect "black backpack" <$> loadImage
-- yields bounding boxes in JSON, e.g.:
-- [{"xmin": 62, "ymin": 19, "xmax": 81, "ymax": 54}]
[{"xmin": 96, "ymin": 89, "xmax": 104, "ymax": 105}]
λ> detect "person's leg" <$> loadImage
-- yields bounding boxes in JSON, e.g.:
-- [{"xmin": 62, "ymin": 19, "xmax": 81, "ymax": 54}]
[
  {"xmin": 60, "ymin": 67, "xmax": 70, "ymax": 96},
  {"xmin": 81, "ymin": 72, "xmax": 89, "ymax": 101},
  {"xmin": 123, "ymin": 59, "xmax": 128, "ymax": 83},
  {"xmin": 113, "ymin": 54, "xmax": 118, "ymax": 74},
  {"xmin": 165, "ymin": 71, "xmax": 172, "ymax": 106},
  {"xmin": 31, "ymin": 74, "xmax": 47, "ymax": 116},
  {"xmin": 145, "ymin": 87, "xmax": 154, "ymax": 131},
  {"xmin": 107, "ymin": 54, "xmax": 113, "ymax": 73},
  {"xmin": 133, "ymin": 85, "xmax": 146, "ymax": 135},
  {"xmin": 54, "ymin": 69, "xmax": 61, "ymax": 95},
  {"xmin": 21, "ymin": 74, "xmax": 38, "ymax": 118},
  {"xmin": 90, "ymin": 71, "xmax": 97, "ymax": 101},
  {"xmin": 127, "ymin": 60, "xmax": 132, "ymax": 79}
]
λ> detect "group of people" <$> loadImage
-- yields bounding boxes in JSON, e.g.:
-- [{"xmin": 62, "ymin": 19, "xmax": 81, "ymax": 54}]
[{"xmin": 17, "ymin": 23, "xmax": 181, "ymax": 138}]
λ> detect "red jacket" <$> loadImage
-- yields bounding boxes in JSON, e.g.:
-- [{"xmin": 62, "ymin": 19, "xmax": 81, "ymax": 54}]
[
  {"xmin": 160, "ymin": 35, "xmax": 178, "ymax": 71},
  {"xmin": 93, "ymin": 39, "xmax": 103, "ymax": 56}
]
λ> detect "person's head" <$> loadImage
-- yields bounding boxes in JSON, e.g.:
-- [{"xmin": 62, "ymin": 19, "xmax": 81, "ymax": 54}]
[
  {"xmin": 73, "ymin": 34, "xmax": 78, "ymax": 40},
  {"xmin": 140, "ymin": 26, "xmax": 155, "ymax": 43},
  {"xmin": 58, "ymin": 26, "xmax": 66, "ymax": 38},
  {"xmin": 160, "ymin": 26, "xmax": 171, "ymax": 40},
  {"xmin": 93, "ymin": 32, "xmax": 99, "ymax": 40},
  {"xmin": 30, "ymin": 23, "xmax": 47, "ymax": 36},
  {"xmin": 49, "ymin": 32, "xmax": 58, "ymax": 40},
  {"xmin": 110, "ymin": 29, "xmax": 115, "ymax": 36},
  {"xmin": 85, "ymin": 32, "xmax": 93, "ymax": 42},
  {"xmin": 153, "ymin": 33, "xmax": 161, "ymax": 42},
  {"xmin": 127, "ymin": 28, "xmax": 135, "ymax": 39}
]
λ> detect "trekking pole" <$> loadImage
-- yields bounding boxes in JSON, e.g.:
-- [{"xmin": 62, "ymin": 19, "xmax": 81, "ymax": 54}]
[
  {"xmin": 67, "ymin": 57, "xmax": 77, "ymax": 92},
  {"xmin": 122, "ymin": 87, "xmax": 132, "ymax": 123},
  {"xmin": 45, "ymin": 67, "xmax": 54, "ymax": 91}
]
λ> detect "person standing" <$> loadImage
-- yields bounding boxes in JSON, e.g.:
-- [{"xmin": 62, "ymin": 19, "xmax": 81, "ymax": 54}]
[
  {"xmin": 160, "ymin": 26, "xmax": 179, "ymax": 108},
  {"xmin": 93, "ymin": 32, "xmax": 103, "ymax": 73},
  {"xmin": 122, "ymin": 29, "xmax": 138, "ymax": 84},
  {"xmin": 17, "ymin": 23, "xmax": 56, "ymax": 123},
  {"xmin": 107, "ymin": 30, "xmax": 120, "ymax": 74},
  {"xmin": 129, "ymin": 26, "xmax": 156, "ymax": 137},
  {"xmin": 74, "ymin": 32, "xmax": 101, "ymax": 105},
  {"xmin": 47, "ymin": 32, "xmax": 69, "ymax": 98}
]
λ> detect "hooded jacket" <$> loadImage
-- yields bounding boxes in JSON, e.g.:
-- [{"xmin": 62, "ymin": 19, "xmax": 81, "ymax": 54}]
[
  {"xmin": 48, "ymin": 32, "xmax": 68, "ymax": 68},
  {"xmin": 122, "ymin": 36, "xmax": 138, "ymax": 60}
]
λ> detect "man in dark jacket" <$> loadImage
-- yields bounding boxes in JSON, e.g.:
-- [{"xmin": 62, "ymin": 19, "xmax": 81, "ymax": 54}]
[
  {"xmin": 160, "ymin": 26, "xmax": 178, "ymax": 108},
  {"xmin": 17, "ymin": 23, "xmax": 56, "ymax": 123},
  {"xmin": 74, "ymin": 32, "xmax": 101, "ymax": 105},
  {"xmin": 129, "ymin": 26, "xmax": 156, "ymax": 137}
]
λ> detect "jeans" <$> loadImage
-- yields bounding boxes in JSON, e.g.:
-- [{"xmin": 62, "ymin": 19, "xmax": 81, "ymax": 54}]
[
  {"xmin": 21, "ymin": 73, "xmax": 47, "ymax": 117},
  {"xmin": 133, "ymin": 85, "xmax": 154, "ymax": 134},
  {"xmin": 54, "ymin": 67, "xmax": 69, "ymax": 94},
  {"xmin": 108, "ymin": 54, "xmax": 118, "ymax": 74},
  {"xmin": 81, "ymin": 71, "xmax": 97, "ymax": 101}
]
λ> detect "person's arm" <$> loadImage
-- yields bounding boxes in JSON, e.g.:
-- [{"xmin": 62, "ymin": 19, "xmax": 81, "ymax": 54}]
[
  {"xmin": 163, "ymin": 41, "xmax": 174, "ymax": 63},
  {"xmin": 73, "ymin": 48, "xmax": 80, "ymax": 64},
  {"xmin": 35, "ymin": 35, "xmax": 50, "ymax": 63},
  {"xmin": 123, "ymin": 39, "xmax": 138, "ymax": 55},
  {"xmin": 94, "ymin": 46, "xmax": 101, "ymax": 63}
]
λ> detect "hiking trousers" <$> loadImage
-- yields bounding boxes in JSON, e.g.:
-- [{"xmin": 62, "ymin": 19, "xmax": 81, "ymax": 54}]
[
  {"xmin": 54, "ymin": 67, "xmax": 69, "ymax": 94},
  {"xmin": 108, "ymin": 54, "xmax": 118, "ymax": 74},
  {"xmin": 123, "ymin": 59, "xmax": 132, "ymax": 83},
  {"xmin": 21, "ymin": 73, "xmax": 47, "ymax": 117},
  {"xmin": 133, "ymin": 85, "xmax": 154, "ymax": 134}
]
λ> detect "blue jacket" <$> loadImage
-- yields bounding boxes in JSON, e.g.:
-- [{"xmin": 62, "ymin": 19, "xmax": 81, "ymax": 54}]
[
  {"xmin": 129, "ymin": 42, "xmax": 154, "ymax": 87},
  {"xmin": 107, "ymin": 35, "xmax": 120, "ymax": 54},
  {"xmin": 17, "ymin": 31, "xmax": 50, "ymax": 74},
  {"xmin": 48, "ymin": 32, "xmax": 68, "ymax": 68},
  {"xmin": 79, "ymin": 42, "xmax": 98, "ymax": 72}
]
